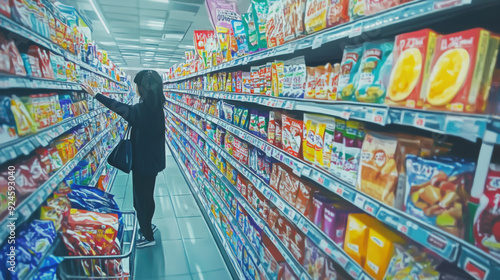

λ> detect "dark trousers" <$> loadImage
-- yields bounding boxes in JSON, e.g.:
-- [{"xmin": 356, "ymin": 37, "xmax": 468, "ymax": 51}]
[{"xmin": 132, "ymin": 171, "xmax": 157, "ymax": 241}]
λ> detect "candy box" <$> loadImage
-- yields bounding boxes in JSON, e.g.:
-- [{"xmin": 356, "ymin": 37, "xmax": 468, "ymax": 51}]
[
  {"xmin": 424, "ymin": 28, "xmax": 490, "ymax": 113},
  {"xmin": 305, "ymin": 0, "xmax": 328, "ymax": 34},
  {"xmin": 387, "ymin": 29, "xmax": 438, "ymax": 108},
  {"xmin": 357, "ymin": 131, "xmax": 399, "ymax": 207},
  {"xmin": 384, "ymin": 244, "xmax": 440, "ymax": 280},
  {"xmin": 364, "ymin": 223, "xmax": 405, "ymax": 280},
  {"xmin": 405, "ymin": 155, "xmax": 474, "ymax": 238},
  {"xmin": 327, "ymin": 0, "xmax": 350, "ymax": 27}
]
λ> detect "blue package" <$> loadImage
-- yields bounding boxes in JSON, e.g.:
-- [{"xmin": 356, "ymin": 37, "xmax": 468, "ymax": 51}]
[
  {"xmin": 232, "ymin": 20, "xmax": 249, "ymax": 57},
  {"xmin": 32, "ymin": 255, "xmax": 63, "ymax": 280}
]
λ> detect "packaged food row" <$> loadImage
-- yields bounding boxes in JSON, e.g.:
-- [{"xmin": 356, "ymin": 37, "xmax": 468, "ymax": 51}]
[
  {"xmin": 168, "ymin": 122, "xmax": 479, "ymax": 280},
  {"xmin": 0, "ymin": 0, "xmax": 125, "ymax": 81},
  {"xmin": 1, "ymin": 92, "xmax": 90, "ymax": 144},
  {"xmin": 166, "ymin": 0, "xmax": 416, "ymax": 78},
  {"xmin": 167, "ymin": 27, "xmax": 500, "ymax": 115},
  {"xmin": 166, "ymin": 97, "xmax": 500, "ymax": 260}
]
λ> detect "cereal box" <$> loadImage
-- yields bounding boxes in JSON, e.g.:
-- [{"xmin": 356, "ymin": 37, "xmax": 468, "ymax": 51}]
[
  {"xmin": 424, "ymin": 28, "xmax": 490, "ymax": 113},
  {"xmin": 387, "ymin": 29, "xmax": 438, "ymax": 108},
  {"xmin": 305, "ymin": 0, "xmax": 329, "ymax": 34}
]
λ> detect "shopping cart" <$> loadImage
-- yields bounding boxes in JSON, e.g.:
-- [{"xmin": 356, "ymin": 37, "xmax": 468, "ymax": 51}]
[{"xmin": 57, "ymin": 211, "xmax": 138, "ymax": 280}]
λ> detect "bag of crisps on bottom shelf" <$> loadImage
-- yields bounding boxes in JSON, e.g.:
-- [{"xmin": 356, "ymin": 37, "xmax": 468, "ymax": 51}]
[
  {"xmin": 383, "ymin": 244, "xmax": 440, "ymax": 280},
  {"xmin": 405, "ymin": 155, "xmax": 475, "ymax": 238}
]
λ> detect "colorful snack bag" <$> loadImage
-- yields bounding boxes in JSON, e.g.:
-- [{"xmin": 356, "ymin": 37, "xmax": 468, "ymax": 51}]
[
  {"xmin": 304, "ymin": 0, "xmax": 329, "ymax": 34},
  {"xmin": 339, "ymin": 45, "xmax": 364, "ymax": 101},
  {"xmin": 249, "ymin": 110, "xmax": 260, "ymax": 136},
  {"xmin": 11, "ymin": 95, "xmax": 37, "ymax": 136},
  {"xmin": 292, "ymin": 57, "xmax": 308, "ymax": 99},
  {"xmin": 354, "ymin": 41, "xmax": 394, "ymax": 104},
  {"xmin": 232, "ymin": 20, "xmax": 249, "ymax": 57},
  {"xmin": 258, "ymin": 111, "xmax": 269, "ymax": 140},
  {"xmin": 283, "ymin": 0, "xmax": 296, "ymax": 42},
  {"xmin": 305, "ymin": 67, "xmax": 317, "ymax": 99},
  {"xmin": 327, "ymin": 63, "xmax": 341, "ymax": 101},
  {"xmin": 242, "ymin": 13, "xmax": 259, "ymax": 53},
  {"xmin": 320, "ymin": 118, "xmax": 336, "ymax": 169},
  {"xmin": 240, "ymin": 108, "xmax": 250, "ymax": 130},
  {"xmin": 365, "ymin": 0, "xmax": 401, "ymax": 16},
  {"xmin": 357, "ymin": 131, "xmax": 399, "ymax": 206},
  {"xmin": 251, "ymin": 66, "xmax": 261, "ymax": 94},
  {"xmin": 303, "ymin": 114, "xmax": 317, "ymax": 163},
  {"xmin": 342, "ymin": 121, "xmax": 361, "ymax": 185},
  {"xmin": 315, "ymin": 64, "xmax": 329, "ymax": 100},
  {"xmin": 473, "ymin": 164, "xmax": 500, "ymax": 260},
  {"xmin": 268, "ymin": 111, "xmax": 280, "ymax": 146},
  {"xmin": 0, "ymin": 96, "xmax": 18, "ymax": 144},
  {"xmin": 323, "ymin": 203, "xmax": 353, "ymax": 246},
  {"xmin": 349, "ymin": 0, "xmax": 366, "ymax": 20},
  {"xmin": 387, "ymin": 29, "xmax": 438, "ymax": 108},
  {"xmin": 242, "ymin": 72, "xmax": 252, "ymax": 93},
  {"xmin": 282, "ymin": 59, "xmax": 295, "ymax": 97},
  {"xmin": 329, "ymin": 119, "xmax": 345, "ymax": 178},
  {"xmin": 424, "ymin": 28, "xmax": 490, "ymax": 113},
  {"xmin": 252, "ymin": 0, "xmax": 269, "ymax": 50},
  {"xmin": 477, "ymin": 34, "xmax": 500, "ymax": 113},
  {"xmin": 282, "ymin": 114, "xmax": 303, "ymax": 159},
  {"xmin": 266, "ymin": 0, "xmax": 285, "ymax": 48},
  {"xmin": 327, "ymin": 0, "xmax": 350, "ymax": 27}
]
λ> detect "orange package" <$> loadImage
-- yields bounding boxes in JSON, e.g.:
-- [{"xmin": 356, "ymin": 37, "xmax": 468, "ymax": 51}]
[
  {"xmin": 387, "ymin": 29, "xmax": 438, "ymax": 109},
  {"xmin": 315, "ymin": 65, "xmax": 328, "ymax": 100},
  {"xmin": 424, "ymin": 28, "xmax": 490, "ymax": 113},
  {"xmin": 327, "ymin": 0, "xmax": 349, "ymax": 27},
  {"xmin": 356, "ymin": 131, "xmax": 399, "ymax": 207},
  {"xmin": 344, "ymin": 213, "xmax": 379, "ymax": 266},
  {"xmin": 365, "ymin": 225, "xmax": 406, "ymax": 280},
  {"xmin": 305, "ymin": 67, "xmax": 317, "ymax": 99}
]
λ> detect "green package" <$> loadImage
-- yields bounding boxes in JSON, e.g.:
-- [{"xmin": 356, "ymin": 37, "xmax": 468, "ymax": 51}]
[
  {"xmin": 251, "ymin": 0, "xmax": 268, "ymax": 50},
  {"xmin": 234, "ymin": 107, "xmax": 244, "ymax": 126},
  {"xmin": 240, "ymin": 109, "xmax": 249, "ymax": 130},
  {"xmin": 242, "ymin": 13, "xmax": 259, "ymax": 53}
]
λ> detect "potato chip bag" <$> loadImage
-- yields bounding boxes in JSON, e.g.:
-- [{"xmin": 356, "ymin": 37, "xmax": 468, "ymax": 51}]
[
  {"xmin": 327, "ymin": 63, "xmax": 341, "ymax": 101},
  {"xmin": 339, "ymin": 45, "xmax": 364, "ymax": 101},
  {"xmin": 282, "ymin": 114, "xmax": 303, "ymax": 158},
  {"xmin": 283, "ymin": 0, "xmax": 296, "ymax": 42},
  {"xmin": 305, "ymin": 67, "xmax": 317, "ymax": 99},
  {"xmin": 354, "ymin": 41, "xmax": 394, "ymax": 104},
  {"xmin": 357, "ymin": 131, "xmax": 399, "ymax": 206},
  {"xmin": 11, "ymin": 95, "xmax": 37, "ymax": 136},
  {"xmin": 349, "ymin": 0, "xmax": 365, "ymax": 20},
  {"xmin": 327, "ymin": 0, "xmax": 350, "ymax": 27},
  {"xmin": 315, "ymin": 65, "xmax": 328, "ymax": 100},
  {"xmin": 305, "ymin": 0, "xmax": 328, "ymax": 34}
]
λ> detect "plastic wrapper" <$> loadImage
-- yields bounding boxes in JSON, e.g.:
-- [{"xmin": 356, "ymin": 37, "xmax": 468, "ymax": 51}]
[
  {"xmin": 338, "ymin": 45, "xmax": 364, "ymax": 101},
  {"xmin": 266, "ymin": 0, "xmax": 285, "ymax": 48},
  {"xmin": 327, "ymin": 0, "xmax": 350, "ymax": 27},
  {"xmin": 0, "ymin": 96, "xmax": 18, "ymax": 144},
  {"xmin": 251, "ymin": 0, "xmax": 269, "ymax": 50},
  {"xmin": 67, "ymin": 185, "xmax": 120, "ymax": 214},
  {"xmin": 232, "ymin": 20, "xmax": 249, "ymax": 57},
  {"xmin": 282, "ymin": 114, "xmax": 303, "ymax": 159},
  {"xmin": 242, "ymin": 13, "xmax": 259, "ymax": 53},
  {"xmin": 305, "ymin": 0, "xmax": 328, "ymax": 34},
  {"xmin": 303, "ymin": 238, "xmax": 326, "ymax": 279},
  {"xmin": 11, "ymin": 95, "xmax": 37, "ymax": 136}
]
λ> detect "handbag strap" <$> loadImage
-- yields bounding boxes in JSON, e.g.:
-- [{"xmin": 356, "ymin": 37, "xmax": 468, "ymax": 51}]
[{"xmin": 124, "ymin": 125, "xmax": 132, "ymax": 140}]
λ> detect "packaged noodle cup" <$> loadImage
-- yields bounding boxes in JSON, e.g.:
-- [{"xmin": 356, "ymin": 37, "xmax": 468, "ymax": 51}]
[
  {"xmin": 357, "ymin": 131, "xmax": 399, "ymax": 206},
  {"xmin": 477, "ymin": 33, "xmax": 500, "ymax": 113},
  {"xmin": 424, "ymin": 28, "xmax": 490, "ymax": 113},
  {"xmin": 364, "ymin": 224, "xmax": 405, "ymax": 280},
  {"xmin": 387, "ymin": 29, "xmax": 438, "ymax": 108},
  {"xmin": 305, "ymin": 0, "xmax": 329, "ymax": 34}
]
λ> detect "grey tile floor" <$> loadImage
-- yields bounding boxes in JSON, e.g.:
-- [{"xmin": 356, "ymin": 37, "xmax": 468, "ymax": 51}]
[{"xmin": 110, "ymin": 148, "xmax": 232, "ymax": 280}]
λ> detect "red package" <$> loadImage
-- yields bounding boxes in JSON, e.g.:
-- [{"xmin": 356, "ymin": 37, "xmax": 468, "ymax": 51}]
[
  {"xmin": 327, "ymin": 0, "xmax": 349, "ymax": 27},
  {"xmin": 270, "ymin": 163, "xmax": 283, "ymax": 192},
  {"xmin": 288, "ymin": 227, "xmax": 305, "ymax": 264},
  {"xmin": 28, "ymin": 45, "xmax": 55, "ymax": 79},
  {"xmin": 282, "ymin": 114, "xmax": 303, "ymax": 158},
  {"xmin": 273, "ymin": 215, "xmax": 289, "ymax": 244},
  {"xmin": 15, "ymin": 161, "xmax": 38, "ymax": 197},
  {"xmin": 278, "ymin": 262, "xmax": 298, "ymax": 280},
  {"xmin": 365, "ymin": 0, "xmax": 402, "ymax": 16},
  {"xmin": 7, "ymin": 39, "xmax": 26, "ymax": 76},
  {"xmin": 0, "ymin": 0, "xmax": 10, "ymax": 17},
  {"xmin": 0, "ymin": 169, "xmax": 11, "ymax": 220},
  {"xmin": 247, "ymin": 183, "xmax": 254, "ymax": 205},
  {"xmin": 294, "ymin": 179, "xmax": 313, "ymax": 216},
  {"xmin": 67, "ymin": 209, "xmax": 119, "ymax": 245},
  {"xmin": 36, "ymin": 148, "xmax": 53, "ymax": 175},
  {"xmin": 0, "ymin": 33, "xmax": 10, "ymax": 74},
  {"xmin": 474, "ymin": 164, "xmax": 500, "ymax": 260}
]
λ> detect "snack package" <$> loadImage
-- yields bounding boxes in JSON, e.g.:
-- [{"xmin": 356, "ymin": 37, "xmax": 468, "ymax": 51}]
[
  {"xmin": 326, "ymin": 63, "xmax": 341, "ymax": 101},
  {"xmin": 292, "ymin": 57, "xmax": 307, "ymax": 98},
  {"xmin": 314, "ymin": 116, "xmax": 334, "ymax": 168},
  {"xmin": 303, "ymin": 114, "xmax": 317, "ymax": 163},
  {"xmin": 342, "ymin": 121, "xmax": 361, "ymax": 185},
  {"xmin": 339, "ymin": 45, "xmax": 364, "ymax": 101},
  {"xmin": 232, "ymin": 20, "xmax": 249, "ymax": 57},
  {"xmin": 477, "ymin": 33, "xmax": 500, "ymax": 113},
  {"xmin": 349, "ymin": 0, "xmax": 366, "ymax": 20},
  {"xmin": 474, "ymin": 164, "xmax": 500, "ymax": 259},
  {"xmin": 353, "ymin": 41, "xmax": 394, "ymax": 104},
  {"xmin": 304, "ymin": 0, "xmax": 328, "ymax": 34},
  {"xmin": 405, "ymin": 155, "xmax": 474, "ymax": 238},
  {"xmin": 295, "ymin": 179, "xmax": 312, "ymax": 216},
  {"xmin": 242, "ymin": 72, "xmax": 252, "ymax": 93},
  {"xmin": 387, "ymin": 29, "xmax": 438, "ymax": 108},
  {"xmin": 329, "ymin": 119, "xmax": 345, "ymax": 178},
  {"xmin": 344, "ymin": 213, "xmax": 377, "ymax": 265},
  {"xmin": 0, "ymin": 96, "xmax": 18, "ymax": 143},
  {"xmin": 266, "ymin": 0, "xmax": 285, "ymax": 48},
  {"xmin": 252, "ymin": 0, "xmax": 269, "ymax": 50},
  {"xmin": 323, "ymin": 203, "xmax": 354, "ymax": 246},
  {"xmin": 303, "ymin": 238, "xmax": 326, "ymax": 279},
  {"xmin": 315, "ymin": 65, "xmax": 329, "ymax": 100},
  {"xmin": 258, "ymin": 111, "xmax": 269, "ymax": 140},
  {"xmin": 320, "ymin": 118, "xmax": 336, "ymax": 169},
  {"xmin": 384, "ymin": 244, "xmax": 440, "ymax": 280},
  {"xmin": 327, "ymin": 0, "xmax": 350, "ymax": 27},
  {"xmin": 283, "ymin": 0, "xmax": 296, "ymax": 42},
  {"xmin": 282, "ymin": 114, "xmax": 303, "ymax": 158},
  {"xmin": 357, "ymin": 132, "xmax": 399, "ymax": 206},
  {"xmin": 424, "ymin": 28, "xmax": 490, "ymax": 113},
  {"xmin": 242, "ymin": 13, "xmax": 259, "ymax": 53},
  {"xmin": 365, "ymin": 0, "xmax": 401, "ymax": 15},
  {"xmin": 364, "ymin": 223, "xmax": 406, "ymax": 280},
  {"xmin": 268, "ymin": 110, "xmax": 281, "ymax": 146},
  {"xmin": 305, "ymin": 67, "xmax": 317, "ymax": 99}
]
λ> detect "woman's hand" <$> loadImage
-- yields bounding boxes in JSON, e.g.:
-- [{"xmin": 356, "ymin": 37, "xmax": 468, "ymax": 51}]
[{"xmin": 80, "ymin": 83, "xmax": 97, "ymax": 97}]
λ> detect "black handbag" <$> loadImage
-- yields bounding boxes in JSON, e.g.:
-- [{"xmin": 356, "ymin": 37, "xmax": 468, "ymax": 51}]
[{"xmin": 108, "ymin": 126, "xmax": 133, "ymax": 173}]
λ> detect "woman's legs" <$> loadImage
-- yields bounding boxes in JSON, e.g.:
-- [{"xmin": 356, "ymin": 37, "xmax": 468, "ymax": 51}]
[{"xmin": 132, "ymin": 171, "xmax": 157, "ymax": 241}]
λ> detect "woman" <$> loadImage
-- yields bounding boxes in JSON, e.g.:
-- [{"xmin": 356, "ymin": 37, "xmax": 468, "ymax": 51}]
[{"xmin": 81, "ymin": 70, "xmax": 166, "ymax": 248}]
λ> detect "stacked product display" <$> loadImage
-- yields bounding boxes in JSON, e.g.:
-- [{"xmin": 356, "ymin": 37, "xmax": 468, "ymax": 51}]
[
  {"xmin": 163, "ymin": 0, "xmax": 500, "ymax": 280},
  {"xmin": 0, "ymin": 1, "xmax": 136, "ymax": 279}
]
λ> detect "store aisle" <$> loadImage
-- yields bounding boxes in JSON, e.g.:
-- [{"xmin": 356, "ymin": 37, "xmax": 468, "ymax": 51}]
[{"xmin": 109, "ymin": 147, "xmax": 232, "ymax": 280}]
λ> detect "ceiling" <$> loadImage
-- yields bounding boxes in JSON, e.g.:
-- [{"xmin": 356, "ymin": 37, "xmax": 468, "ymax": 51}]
[{"xmin": 59, "ymin": 0, "xmax": 250, "ymax": 75}]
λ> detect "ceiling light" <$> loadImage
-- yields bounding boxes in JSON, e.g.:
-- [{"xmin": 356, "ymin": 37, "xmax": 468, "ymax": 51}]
[
  {"xmin": 157, "ymin": 48, "xmax": 174, "ymax": 52},
  {"xmin": 179, "ymin": 44, "xmax": 195, "ymax": 49},
  {"xmin": 115, "ymin": 38, "xmax": 140, "ymax": 42},
  {"xmin": 99, "ymin": 41, "xmax": 116, "ymax": 46},
  {"xmin": 89, "ymin": 0, "xmax": 110, "ymax": 34},
  {"xmin": 162, "ymin": 33, "xmax": 184, "ymax": 40}
]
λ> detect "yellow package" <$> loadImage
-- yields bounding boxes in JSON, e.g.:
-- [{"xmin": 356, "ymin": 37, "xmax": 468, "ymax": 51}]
[
  {"xmin": 304, "ymin": 119, "xmax": 317, "ymax": 163},
  {"xmin": 55, "ymin": 140, "xmax": 70, "ymax": 164},
  {"xmin": 315, "ymin": 122, "xmax": 327, "ymax": 167},
  {"xmin": 365, "ymin": 225, "xmax": 405, "ymax": 280},
  {"xmin": 304, "ymin": 0, "xmax": 328, "ymax": 34},
  {"xmin": 40, "ymin": 206, "xmax": 62, "ymax": 230},
  {"xmin": 344, "ymin": 213, "xmax": 378, "ymax": 266},
  {"xmin": 11, "ymin": 95, "xmax": 37, "ymax": 136},
  {"xmin": 277, "ymin": 62, "xmax": 285, "ymax": 97}
]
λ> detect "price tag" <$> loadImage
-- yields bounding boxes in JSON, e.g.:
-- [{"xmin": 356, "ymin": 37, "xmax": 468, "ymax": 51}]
[
  {"xmin": 354, "ymin": 194, "xmax": 366, "ymax": 209},
  {"xmin": 286, "ymin": 42, "xmax": 297, "ymax": 54},
  {"xmin": 284, "ymin": 101, "xmax": 294, "ymax": 110},
  {"xmin": 342, "ymin": 111, "xmax": 351, "ymax": 119},
  {"xmin": 372, "ymin": 114, "xmax": 384, "ymax": 124},
  {"xmin": 337, "ymin": 253, "xmax": 348, "ymax": 266},
  {"xmin": 414, "ymin": 116, "xmax": 425, "ymax": 127},
  {"xmin": 364, "ymin": 203, "xmax": 375, "ymax": 215},
  {"xmin": 335, "ymin": 187, "xmax": 344, "ymax": 196},
  {"xmin": 312, "ymin": 34, "xmax": 324, "ymax": 49},
  {"xmin": 397, "ymin": 223, "xmax": 408, "ymax": 234},
  {"xmin": 4, "ymin": 146, "xmax": 16, "ymax": 159},
  {"xmin": 349, "ymin": 22, "xmax": 363, "ymax": 38}
]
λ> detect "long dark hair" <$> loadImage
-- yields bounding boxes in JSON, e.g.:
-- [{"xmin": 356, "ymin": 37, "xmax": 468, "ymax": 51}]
[{"xmin": 134, "ymin": 70, "xmax": 166, "ymax": 112}]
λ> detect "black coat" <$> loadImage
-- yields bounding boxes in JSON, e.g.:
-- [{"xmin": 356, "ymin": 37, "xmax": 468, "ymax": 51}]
[{"xmin": 95, "ymin": 94, "xmax": 166, "ymax": 175}]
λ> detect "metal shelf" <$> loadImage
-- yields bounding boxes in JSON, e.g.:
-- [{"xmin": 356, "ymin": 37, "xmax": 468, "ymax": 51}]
[{"xmin": 166, "ymin": 101, "xmax": 500, "ymax": 280}]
